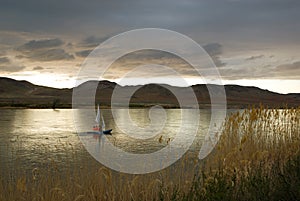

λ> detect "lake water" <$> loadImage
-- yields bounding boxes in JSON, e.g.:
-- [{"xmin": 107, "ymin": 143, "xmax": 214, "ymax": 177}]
[{"xmin": 0, "ymin": 109, "xmax": 235, "ymax": 177}]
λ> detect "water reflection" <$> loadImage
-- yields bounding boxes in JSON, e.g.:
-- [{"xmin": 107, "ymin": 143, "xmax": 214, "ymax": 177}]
[
  {"xmin": 1, "ymin": 109, "xmax": 230, "ymax": 176},
  {"xmin": 0, "ymin": 109, "xmax": 82, "ymax": 177},
  {"xmin": 76, "ymin": 109, "xmax": 229, "ymax": 173}
]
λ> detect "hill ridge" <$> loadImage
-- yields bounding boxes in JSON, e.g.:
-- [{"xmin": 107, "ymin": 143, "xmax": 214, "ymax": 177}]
[{"xmin": 0, "ymin": 77, "xmax": 299, "ymax": 108}]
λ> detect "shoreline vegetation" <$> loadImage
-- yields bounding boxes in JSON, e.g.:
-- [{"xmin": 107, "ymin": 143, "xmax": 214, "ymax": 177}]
[
  {"xmin": 1, "ymin": 106, "xmax": 299, "ymax": 200},
  {"xmin": 0, "ymin": 103, "xmax": 298, "ymax": 109}
]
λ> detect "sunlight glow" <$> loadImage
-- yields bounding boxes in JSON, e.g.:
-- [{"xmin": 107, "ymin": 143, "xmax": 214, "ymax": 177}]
[
  {"xmin": 7, "ymin": 72, "xmax": 76, "ymax": 89},
  {"xmin": 5, "ymin": 73, "xmax": 300, "ymax": 94}
]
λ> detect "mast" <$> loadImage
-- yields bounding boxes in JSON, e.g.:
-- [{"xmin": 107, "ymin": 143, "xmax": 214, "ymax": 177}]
[{"xmin": 101, "ymin": 114, "xmax": 106, "ymax": 131}]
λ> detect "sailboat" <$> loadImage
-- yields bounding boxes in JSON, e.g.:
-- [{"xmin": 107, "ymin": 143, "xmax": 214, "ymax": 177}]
[{"xmin": 92, "ymin": 105, "xmax": 112, "ymax": 135}]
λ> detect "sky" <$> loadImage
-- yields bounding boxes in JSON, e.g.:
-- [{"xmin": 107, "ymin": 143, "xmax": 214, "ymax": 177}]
[{"xmin": 0, "ymin": 0, "xmax": 299, "ymax": 94}]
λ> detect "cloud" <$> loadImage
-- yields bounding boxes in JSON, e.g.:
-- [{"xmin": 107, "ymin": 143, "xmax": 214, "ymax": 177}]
[
  {"xmin": 203, "ymin": 43, "xmax": 226, "ymax": 67},
  {"xmin": 0, "ymin": 50, "xmax": 6, "ymax": 56},
  {"xmin": 245, "ymin": 55, "xmax": 264, "ymax": 60},
  {"xmin": 0, "ymin": 57, "xmax": 10, "ymax": 64},
  {"xmin": 16, "ymin": 38, "xmax": 74, "ymax": 61},
  {"xmin": 75, "ymin": 49, "xmax": 93, "ymax": 58},
  {"xmin": 33, "ymin": 66, "xmax": 44, "ymax": 70},
  {"xmin": 219, "ymin": 66, "xmax": 268, "ymax": 79},
  {"xmin": 15, "ymin": 55, "xmax": 25, "ymax": 59},
  {"xmin": 113, "ymin": 50, "xmax": 190, "ymax": 67},
  {"xmin": 98, "ymin": 49, "xmax": 199, "ymax": 79},
  {"xmin": 26, "ymin": 48, "xmax": 74, "ymax": 61},
  {"xmin": 17, "ymin": 38, "xmax": 64, "ymax": 51},
  {"xmin": 218, "ymin": 60, "xmax": 300, "ymax": 80},
  {"xmin": 0, "ymin": 57, "xmax": 25, "ymax": 72},
  {"xmin": 81, "ymin": 36, "xmax": 110, "ymax": 47},
  {"xmin": 275, "ymin": 61, "xmax": 300, "ymax": 75},
  {"xmin": 203, "ymin": 43, "xmax": 222, "ymax": 56},
  {"xmin": 0, "ymin": 65, "xmax": 25, "ymax": 72},
  {"xmin": 0, "ymin": 0, "xmax": 300, "ymax": 50}
]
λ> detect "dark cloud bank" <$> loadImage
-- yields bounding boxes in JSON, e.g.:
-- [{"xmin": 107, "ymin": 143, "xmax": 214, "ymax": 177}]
[{"xmin": 16, "ymin": 38, "xmax": 74, "ymax": 61}]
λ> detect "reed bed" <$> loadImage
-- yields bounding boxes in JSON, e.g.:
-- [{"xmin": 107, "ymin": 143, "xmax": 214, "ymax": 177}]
[
  {"xmin": 188, "ymin": 106, "xmax": 300, "ymax": 200},
  {"xmin": 0, "ymin": 106, "xmax": 299, "ymax": 201}
]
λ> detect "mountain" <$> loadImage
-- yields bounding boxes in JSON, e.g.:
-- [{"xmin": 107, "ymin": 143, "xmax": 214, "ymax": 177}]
[
  {"xmin": 0, "ymin": 77, "xmax": 72, "ymax": 108},
  {"xmin": 0, "ymin": 77, "xmax": 299, "ymax": 108}
]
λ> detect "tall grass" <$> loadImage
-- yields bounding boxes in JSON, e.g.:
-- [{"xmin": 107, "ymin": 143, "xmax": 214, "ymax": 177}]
[
  {"xmin": 186, "ymin": 106, "xmax": 300, "ymax": 201},
  {"xmin": 0, "ymin": 106, "xmax": 299, "ymax": 200}
]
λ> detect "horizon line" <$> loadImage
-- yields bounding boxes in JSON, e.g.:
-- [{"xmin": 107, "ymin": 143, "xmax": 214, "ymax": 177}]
[{"xmin": 1, "ymin": 76, "xmax": 299, "ymax": 95}]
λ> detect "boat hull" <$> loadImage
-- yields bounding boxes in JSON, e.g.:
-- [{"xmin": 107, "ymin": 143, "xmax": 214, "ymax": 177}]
[
  {"xmin": 80, "ymin": 129, "xmax": 112, "ymax": 135},
  {"xmin": 103, "ymin": 129, "xmax": 112, "ymax": 134}
]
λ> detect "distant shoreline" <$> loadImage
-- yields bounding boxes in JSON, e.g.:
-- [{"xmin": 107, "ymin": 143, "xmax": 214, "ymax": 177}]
[
  {"xmin": 1, "ymin": 77, "xmax": 299, "ymax": 109},
  {"xmin": 0, "ymin": 103, "xmax": 298, "ymax": 109}
]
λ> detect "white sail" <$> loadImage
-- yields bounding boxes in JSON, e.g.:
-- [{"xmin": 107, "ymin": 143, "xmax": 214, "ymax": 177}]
[
  {"xmin": 95, "ymin": 105, "xmax": 100, "ymax": 124},
  {"xmin": 94, "ymin": 104, "xmax": 110, "ymax": 134},
  {"xmin": 101, "ymin": 114, "xmax": 106, "ymax": 131}
]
